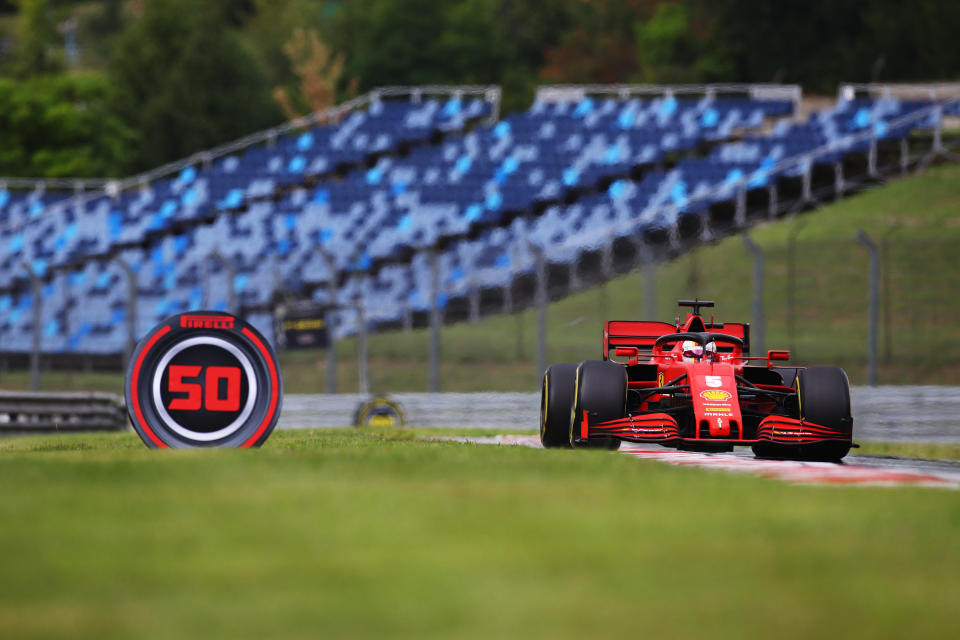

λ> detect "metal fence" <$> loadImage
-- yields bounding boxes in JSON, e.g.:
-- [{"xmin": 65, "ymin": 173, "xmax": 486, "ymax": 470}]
[{"xmin": 630, "ymin": 233, "xmax": 960, "ymax": 386}]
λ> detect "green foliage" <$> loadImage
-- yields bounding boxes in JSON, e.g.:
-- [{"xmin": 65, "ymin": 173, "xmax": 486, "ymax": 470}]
[
  {"xmin": 699, "ymin": 0, "xmax": 960, "ymax": 90},
  {"xmin": 634, "ymin": 1, "xmax": 729, "ymax": 82},
  {"xmin": 0, "ymin": 72, "xmax": 134, "ymax": 177},
  {"xmin": 78, "ymin": 0, "xmax": 125, "ymax": 66},
  {"xmin": 331, "ymin": 0, "xmax": 499, "ymax": 89},
  {"xmin": 330, "ymin": 0, "xmax": 522, "ymax": 100},
  {"xmin": 537, "ymin": 0, "xmax": 643, "ymax": 86},
  {"xmin": 11, "ymin": 0, "xmax": 62, "ymax": 76},
  {"xmin": 3, "ymin": 0, "xmax": 960, "ymax": 177},
  {"xmin": 108, "ymin": 0, "xmax": 281, "ymax": 172}
]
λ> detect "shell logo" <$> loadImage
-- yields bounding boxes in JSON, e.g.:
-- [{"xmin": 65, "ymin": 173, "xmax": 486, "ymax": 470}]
[{"xmin": 700, "ymin": 389, "xmax": 732, "ymax": 402}]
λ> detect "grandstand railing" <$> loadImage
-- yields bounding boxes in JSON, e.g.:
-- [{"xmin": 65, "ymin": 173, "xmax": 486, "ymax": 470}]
[
  {"xmin": 839, "ymin": 82, "xmax": 960, "ymax": 102},
  {"xmin": 535, "ymin": 83, "xmax": 802, "ymax": 114}
]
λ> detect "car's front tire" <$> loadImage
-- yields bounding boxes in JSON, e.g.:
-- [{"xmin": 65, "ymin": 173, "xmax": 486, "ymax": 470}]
[
  {"xmin": 753, "ymin": 366, "xmax": 853, "ymax": 462},
  {"xmin": 540, "ymin": 364, "xmax": 577, "ymax": 448},
  {"xmin": 569, "ymin": 360, "xmax": 625, "ymax": 450}
]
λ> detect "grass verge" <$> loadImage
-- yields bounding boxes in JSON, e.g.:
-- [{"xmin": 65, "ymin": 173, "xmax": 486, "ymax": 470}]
[
  {"xmin": 0, "ymin": 428, "xmax": 958, "ymax": 639},
  {"xmin": 855, "ymin": 440, "xmax": 960, "ymax": 461}
]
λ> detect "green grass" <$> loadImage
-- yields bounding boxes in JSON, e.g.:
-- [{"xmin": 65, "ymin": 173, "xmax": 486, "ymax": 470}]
[
  {"xmin": 2, "ymin": 164, "xmax": 960, "ymax": 393},
  {"xmin": 0, "ymin": 428, "xmax": 958, "ymax": 639},
  {"xmin": 855, "ymin": 441, "xmax": 960, "ymax": 461}
]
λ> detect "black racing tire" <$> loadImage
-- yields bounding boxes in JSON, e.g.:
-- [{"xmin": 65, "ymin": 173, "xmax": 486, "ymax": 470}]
[
  {"xmin": 540, "ymin": 364, "xmax": 577, "ymax": 448},
  {"xmin": 753, "ymin": 366, "xmax": 852, "ymax": 462},
  {"xmin": 569, "ymin": 360, "xmax": 625, "ymax": 450}
]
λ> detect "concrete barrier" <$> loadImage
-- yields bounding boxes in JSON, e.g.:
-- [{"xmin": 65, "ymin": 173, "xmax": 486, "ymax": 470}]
[{"xmin": 277, "ymin": 387, "xmax": 960, "ymax": 443}]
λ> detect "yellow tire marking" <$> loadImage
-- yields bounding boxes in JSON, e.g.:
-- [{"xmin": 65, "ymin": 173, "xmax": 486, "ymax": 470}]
[
  {"xmin": 541, "ymin": 373, "xmax": 549, "ymax": 438},
  {"xmin": 570, "ymin": 365, "xmax": 581, "ymax": 444},
  {"xmin": 796, "ymin": 375, "xmax": 803, "ymax": 419}
]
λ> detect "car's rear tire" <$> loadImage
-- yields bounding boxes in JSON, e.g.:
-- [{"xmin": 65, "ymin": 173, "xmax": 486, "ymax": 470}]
[
  {"xmin": 753, "ymin": 366, "xmax": 853, "ymax": 462},
  {"xmin": 569, "ymin": 360, "xmax": 625, "ymax": 450},
  {"xmin": 540, "ymin": 364, "xmax": 576, "ymax": 448}
]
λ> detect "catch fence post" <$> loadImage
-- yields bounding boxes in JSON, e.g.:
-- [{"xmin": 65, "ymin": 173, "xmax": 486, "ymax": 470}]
[
  {"xmin": 785, "ymin": 221, "xmax": 805, "ymax": 355},
  {"xmin": 208, "ymin": 250, "xmax": 237, "ymax": 314},
  {"xmin": 933, "ymin": 104, "xmax": 944, "ymax": 155},
  {"xmin": 469, "ymin": 276, "xmax": 480, "ymax": 324},
  {"xmin": 355, "ymin": 294, "xmax": 369, "ymax": 394},
  {"xmin": 316, "ymin": 246, "xmax": 338, "ymax": 394},
  {"xmin": 21, "ymin": 261, "xmax": 41, "ymax": 391},
  {"xmin": 531, "ymin": 244, "xmax": 547, "ymax": 380},
  {"xmin": 801, "ymin": 161, "xmax": 813, "ymax": 204},
  {"xmin": 643, "ymin": 257, "xmax": 656, "ymax": 320},
  {"xmin": 742, "ymin": 235, "xmax": 765, "ymax": 355},
  {"xmin": 115, "ymin": 258, "xmax": 138, "ymax": 368},
  {"xmin": 734, "ymin": 185, "xmax": 747, "ymax": 228},
  {"xmin": 833, "ymin": 162, "xmax": 845, "ymax": 200},
  {"xmin": 856, "ymin": 230, "xmax": 879, "ymax": 386},
  {"xmin": 768, "ymin": 183, "xmax": 778, "ymax": 219},
  {"xmin": 428, "ymin": 248, "xmax": 441, "ymax": 392}
]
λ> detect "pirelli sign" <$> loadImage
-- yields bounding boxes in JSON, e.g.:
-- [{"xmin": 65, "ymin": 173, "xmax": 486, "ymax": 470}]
[{"xmin": 125, "ymin": 311, "xmax": 283, "ymax": 449}]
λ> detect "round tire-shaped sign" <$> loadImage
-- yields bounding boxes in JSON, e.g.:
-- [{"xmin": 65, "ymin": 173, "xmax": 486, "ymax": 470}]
[
  {"xmin": 353, "ymin": 396, "xmax": 405, "ymax": 428},
  {"xmin": 125, "ymin": 311, "xmax": 282, "ymax": 448}
]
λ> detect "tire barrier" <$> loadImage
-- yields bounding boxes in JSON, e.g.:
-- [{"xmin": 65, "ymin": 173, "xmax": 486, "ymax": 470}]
[
  {"xmin": 0, "ymin": 390, "xmax": 125, "ymax": 435},
  {"xmin": 124, "ymin": 311, "xmax": 282, "ymax": 448}
]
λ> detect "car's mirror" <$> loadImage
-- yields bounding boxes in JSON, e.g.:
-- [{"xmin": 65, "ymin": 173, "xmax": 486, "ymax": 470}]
[
  {"xmin": 767, "ymin": 350, "xmax": 790, "ymax": 362},
  {"xmin": 614, "ymin": 347, "xmax": 640, "ymax": 357}
]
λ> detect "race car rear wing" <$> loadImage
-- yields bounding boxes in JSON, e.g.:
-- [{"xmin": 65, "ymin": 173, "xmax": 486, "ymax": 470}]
[{"xmin": 603, "ymin": 319, "xmax": 751, "ymax": 358}]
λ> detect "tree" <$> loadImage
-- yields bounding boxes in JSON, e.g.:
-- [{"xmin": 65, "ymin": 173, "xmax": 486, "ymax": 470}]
[
  {"xmin": 538, "ymin": 0, "xmax": 653, "ymax": 85},
  {"xmin": 634, "ymin": 2, "xmax": 729, "ymax": 83},
  {"xmin": 0, "ymin": 73, "xmax": 134, "ymax": 177},
  {"xmin": 12, "ymin": 0, "xmax": 62, "ymax": 77},
  {"xmin": 331, "ymin": 0, "xmax": 509, "ymax": 90},
  {"xmin": 272, "ymin": 27, "xmax": 354, "ymax": 121},
  {"xmin": 109, "ymin": 0, "xmax": 281, "ymax": 171}
]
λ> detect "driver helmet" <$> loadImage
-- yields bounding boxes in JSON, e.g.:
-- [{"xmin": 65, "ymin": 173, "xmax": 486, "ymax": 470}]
[
  {"xmin": 681, "ymin": 340, "xmax": 703, "ymax": 363},
  {"xmin": 704, "ymin": 340, "xmax": 718, "ymax": 361}
]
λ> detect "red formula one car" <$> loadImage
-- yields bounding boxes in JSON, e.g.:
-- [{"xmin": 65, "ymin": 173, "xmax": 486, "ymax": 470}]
[{"xmin": 540, "ymin": 300, "xmax": 854, "ymax": 461}]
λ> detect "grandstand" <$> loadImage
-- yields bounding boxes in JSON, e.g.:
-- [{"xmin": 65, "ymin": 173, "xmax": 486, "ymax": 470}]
[{"xmin": 1, "ymin": 82, "xmax": 958, "ymax": 368}]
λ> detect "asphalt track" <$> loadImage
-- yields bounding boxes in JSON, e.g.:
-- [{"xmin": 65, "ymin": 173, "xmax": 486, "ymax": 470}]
[{"xmin": 444, "ymin": 435, "xmax": 960, "ymax": 489}]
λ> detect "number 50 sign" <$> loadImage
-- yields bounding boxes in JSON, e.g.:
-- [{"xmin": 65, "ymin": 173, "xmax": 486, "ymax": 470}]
[{"xmin": 125, "ymin": 312, "xmax": 283, "ymax": 448}]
